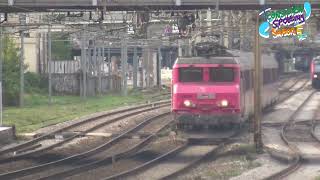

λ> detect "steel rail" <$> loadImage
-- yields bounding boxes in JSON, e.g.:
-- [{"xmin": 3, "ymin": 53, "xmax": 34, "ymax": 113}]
[
  {"xmin": 0, "ymin": 100, "xmax": 170, "ymax": 159},
  {"xmin": 103, "ymin": 128, "xmax": 242, "ymax": 180},
  {"xmin": 0, "ymin": 103, "xmax": 171, "ymax": 164},
  {"xmin": 278, "ymin": 73, "xmax": 306, "ymax": 93},
  {"xmin": 263, "ymin": 76, "xmax": 310, "ymax": 114},
  {"xmin": 262, "ymin": 119, "xmax": 320, "ymax": 128},
  {"xmin": 263, "ymin": 90, "xmax": 317, "ymax": 180},
  {"xmin": 310, "ymin": 119, "xmax": 320, "ymax": 143},
  {"xmin": 104, "ymin": 143, "xmax": 188, "ymax": 180},
  {"xmin": 35, "ymin": 115, "xmax": 174, "ymax": 180},
  {"xmin": 0, "ymin": 111, "xmax": 171, "ymax": 180}
]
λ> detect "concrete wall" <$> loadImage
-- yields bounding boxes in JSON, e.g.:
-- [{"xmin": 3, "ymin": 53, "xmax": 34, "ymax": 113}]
[
  {"xmin": 0, "ymin": 126, "xmax": 14, "ymax": 145},
  {"xmin": 52, "ymin": 73, "xmax": 121, "ymax": 96},
  {"xmin": 52, "ymin": 74, "xmax": 80, "ymax": 95}
]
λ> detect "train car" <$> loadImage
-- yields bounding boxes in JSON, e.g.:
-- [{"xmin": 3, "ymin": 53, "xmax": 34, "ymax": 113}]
[
  {"xmin": 293, "ymin": 48, "xmax": 315, "ymax": 72},
  {"xmin": 171, "ymin": 50, "xmax": 279, "ymax": 128},
  {"xmin": 311, "ymin": 57, "xmax": 320, "ymax": 89}
]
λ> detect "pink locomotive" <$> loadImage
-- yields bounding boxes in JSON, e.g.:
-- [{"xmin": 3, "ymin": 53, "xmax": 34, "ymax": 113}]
[
  {"xmin": 311, "ymin": 57, "xmax": 320, "ymax": 89},
  {"xmin": 171, "ymin": 50, "xmax": 279, "ymax": 128}
]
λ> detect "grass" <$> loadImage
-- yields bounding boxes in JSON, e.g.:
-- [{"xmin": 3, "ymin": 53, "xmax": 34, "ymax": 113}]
[{"xmin": 3, "ymin": 89, "xmax": 169, "ymax": 133}]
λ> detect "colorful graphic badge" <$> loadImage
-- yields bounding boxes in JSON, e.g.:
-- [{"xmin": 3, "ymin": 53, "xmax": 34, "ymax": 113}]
[{"xmin": 259, "ymin": 2, "xmax": 312, "ymax": 41}]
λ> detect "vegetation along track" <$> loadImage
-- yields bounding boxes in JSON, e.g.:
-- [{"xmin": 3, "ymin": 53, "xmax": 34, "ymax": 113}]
[
  {"xmin": 100, "ymin": 128, "xmax": 242, "ymax": 180},
  {"xmin": 0, "ymin": 101, "xmax": 170, "ymax": 169},
  {"xmin": 264, "ymin": 90, "xmax": 319, "ymax": 180},
  {"xmin": 0, "ymin": 110, "xmax": 173, "ymax": 180},
  {"xmin": 0, "ymin": 100, "xmax": 170, "ymax": 159}
]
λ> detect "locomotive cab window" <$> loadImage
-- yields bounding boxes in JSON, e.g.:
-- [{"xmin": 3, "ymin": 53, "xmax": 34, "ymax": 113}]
[
  {"xmin": 209, "ymin": 67, "xmax": 234, "ymax": 82},
  {"xmin": 179, "ymin": 67, "xmax": 203, "ymax": 82},
  {"xmin": 315, "ymin": 62, "xmax": 320, "ymax": 72}
]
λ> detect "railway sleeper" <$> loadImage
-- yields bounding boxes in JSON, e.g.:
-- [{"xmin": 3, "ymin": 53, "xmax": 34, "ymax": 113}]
[{"xmin": 14, "ymin": 144, "xmax": 42, "ymax": 156}]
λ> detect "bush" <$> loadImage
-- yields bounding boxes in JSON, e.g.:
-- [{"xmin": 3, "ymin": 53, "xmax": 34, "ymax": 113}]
[
  {"xmin": 25, "ymin": 72, "xmax": 48, "ymax": 93},
  {"xmin": 52, "ymin": 33, "xmax": 72, "ymax": 60},
  {"xmin": 3, "ymin": 36, "xmax": 21, "ymax": 106}
]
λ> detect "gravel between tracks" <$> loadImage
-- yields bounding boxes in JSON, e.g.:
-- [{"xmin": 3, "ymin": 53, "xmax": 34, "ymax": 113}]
[
  {"xmin": 0, "ymin": 136, "xmax": 109, "ymax": 174},
  {"xmin": 130, "ymin": 145, "xmax": 217, "ymax": 180},
  {"xmin": 263, "ymin": 90, "xmax": 313, "ymax": 124},
  {"xmin": 16, "ymin": 111, "xmax": 172, "ymax": 180},
  {"xmin": 230, "ymin": 154, "xmax": 287, "ymax": 180},
  {"xmin": 65, "ymin": 137, "xmax": 182, "ymax": 180},
  {"xmin": 0, "ymin": 107, "xmax": 170, "ymax": 175}
]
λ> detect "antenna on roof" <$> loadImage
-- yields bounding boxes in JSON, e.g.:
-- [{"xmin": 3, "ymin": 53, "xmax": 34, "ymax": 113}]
[
  {"xmin": 195, "ymin": 42, "xmax": 228, "ymax": 57},
  {"xmin": 192, "ymin": 31, "xmax": 230, "ymax": 57}
]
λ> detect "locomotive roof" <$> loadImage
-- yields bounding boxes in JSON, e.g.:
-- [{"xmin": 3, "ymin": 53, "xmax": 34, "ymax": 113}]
[
  {"xmin": 229, "ymin": 50, "xmax": 278, "ymax": 70},
  {"xmin": 174, "ymin": 50, "xmax": 278, "ymax": 70},
  {"xmin": 175, "ymin": 56, "xmax": 237, "ymax": 65}
]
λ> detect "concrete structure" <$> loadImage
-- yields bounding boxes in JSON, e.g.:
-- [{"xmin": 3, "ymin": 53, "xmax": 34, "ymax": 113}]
[
  {"xmin": 0, "ymin": 126, "xmax": 15, "ymax": 145},
  {"xmin": 14, "ymin": 34, "xmax": 40, "ymax": 73}
]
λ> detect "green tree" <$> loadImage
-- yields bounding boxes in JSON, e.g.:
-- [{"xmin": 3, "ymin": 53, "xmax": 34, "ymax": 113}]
[
  {"xmin": 3, "ymin": 35, "xmax": 21, "ymax": 106},
  {"xmin": 52, "ymin": 33, "xmax": 72, "ymax": 60}
]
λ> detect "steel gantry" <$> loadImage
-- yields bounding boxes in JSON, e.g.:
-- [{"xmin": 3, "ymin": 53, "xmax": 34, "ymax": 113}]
[{"xmin": 1, "ymin": 0, "xmax": 320, "ymax": 12}]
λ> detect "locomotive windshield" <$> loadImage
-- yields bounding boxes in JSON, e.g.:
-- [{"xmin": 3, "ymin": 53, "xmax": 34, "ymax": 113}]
[
  {"xmin": 315, "ymin": 62, "xmax": 320, "ymax": 72},
  {"xmin": 209, "ymin": 67, "xmax": 234, "ymax": 82},
  {"xmin": 179, "ymin": 67, "xmax": 203, "ymax": 82}
]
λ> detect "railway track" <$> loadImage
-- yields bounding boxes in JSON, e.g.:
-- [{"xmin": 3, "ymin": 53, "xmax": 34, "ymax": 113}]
[
  {"xmin": 278, "ymin": 73, "xmax": 307, "ymax": 93},
  {"xmin": 0, "ymin": 75, "xmax": 309, "ymax": 180},
  {"xmin": 263, "ymin": 74, "xmax": 310, "ymax": 115},
  {"xmin": 264, "ymin": 90, "xmax": 320, "ymax": 180},
  {"xmin": 0, "ymin": 101, "xmax": 171, "ymax": 172},
  {"xmin": 0, "ymin": 109, "xmax": 173, "ymax": 180},
  {"xmin": 278, "ymin": 73, "xmax": 305, "ymax": 90},
  {"xmin": 0, "ymin": 100, "xmax": 170, "ymax": 159},
  {"xmin": 99, "ymin": 128, "xmax": 241, "ymax": 180}
]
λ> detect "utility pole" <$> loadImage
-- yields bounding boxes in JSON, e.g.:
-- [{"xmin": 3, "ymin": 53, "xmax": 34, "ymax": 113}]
[
  {"xmin": 133, "ymin": 46, "xmax": 138, "ymax": 89},
  {"xmin": 93, "ymin": 41, "xmax": 97, "ymax": 96},
  {"xmin": 108, "ymin": 43, "xmax": 112, "ymax": 91},
  {"xmin": 19, "ymin": 14, "xmax": 26, "ymax": 107},
  {"xmin": 178, "ymin": 40, "xmax": 182, "ymax": 57},
  {"xmin": 0, "ymin": 26, "xmax": 3, "ymax": 126},
  {"xmin": 121, "ymin": 38, "xmax": 128, "ymax": 96},
  {"xmin": 81, "ymin": 29, "xmax": 87, "ymax": 99},
  {"xmin": 254, "ymin": 12, "xmax": 263, "ymax": 153},
  {"xmin": 48, "ymin": 25, "xmax": 52, "ymax": 105},
  {"xmin": 207, "ymin": 8, "xmax": 212, "ymax": 31},
  {"xmin": 97, "ymin": 47, "xmax": 102, "ymax": 95},
  {"xmin": 158, "ymin": 46, "xmax": 162, "ymax": 88}
]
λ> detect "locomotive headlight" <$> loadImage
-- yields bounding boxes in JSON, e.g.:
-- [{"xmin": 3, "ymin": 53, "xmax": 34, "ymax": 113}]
[
  {"xmin": 183, "ymin": 100, "xmax": 192, "ymax": 107},
  {"xmin": 220, "ymin": 100, "xmax": 229, "ymax": 107},
  {"xmin": 314, "ymin": 74, "xmax": 318, "ymax": 78}
]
